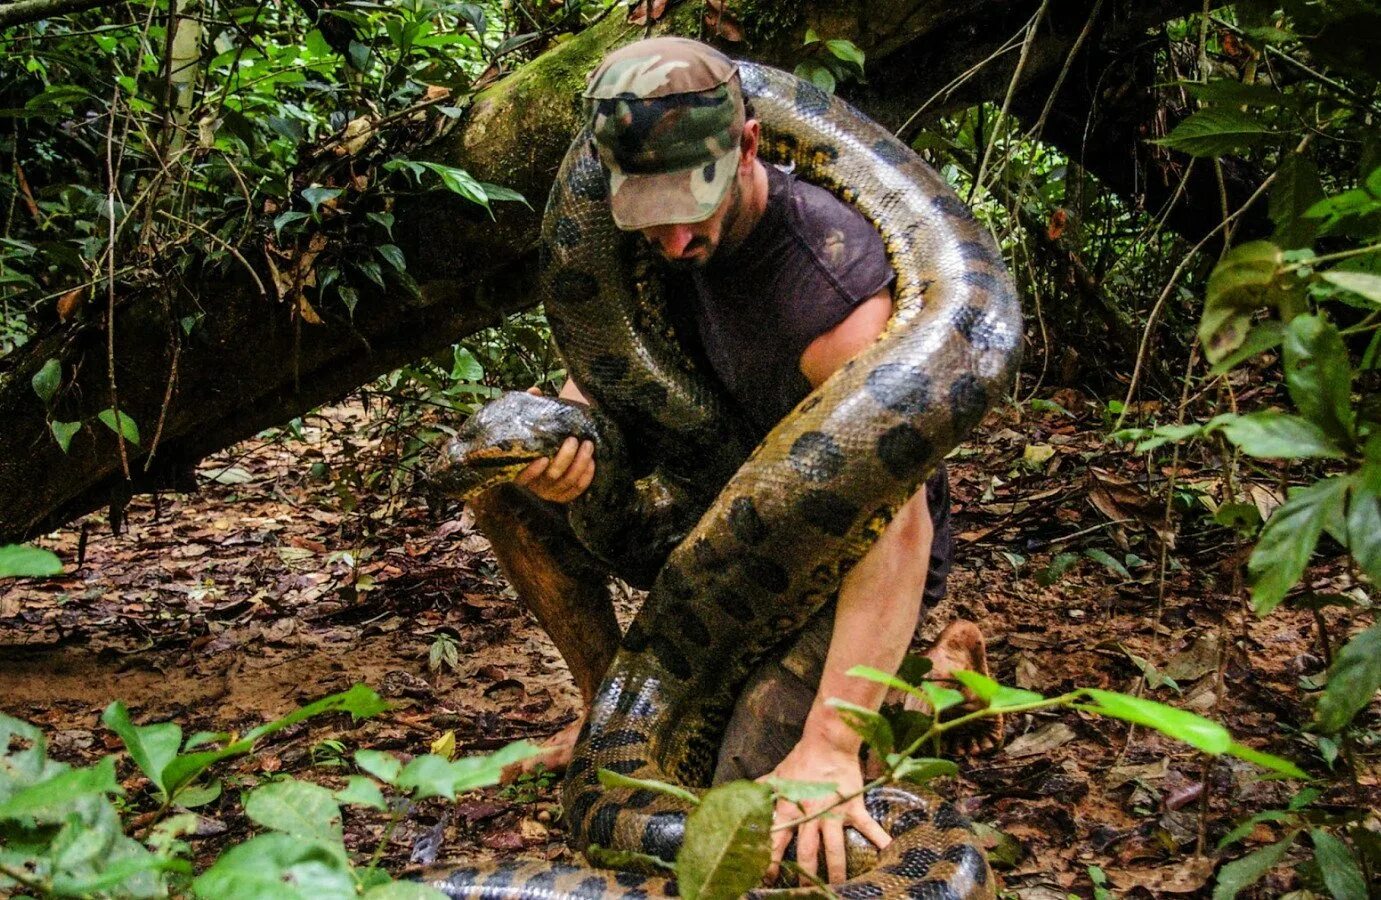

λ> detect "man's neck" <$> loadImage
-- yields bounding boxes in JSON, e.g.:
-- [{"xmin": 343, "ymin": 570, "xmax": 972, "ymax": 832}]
[{"xmin": 718, "ymin": 159, "xmax": 770, "ymax": 256}]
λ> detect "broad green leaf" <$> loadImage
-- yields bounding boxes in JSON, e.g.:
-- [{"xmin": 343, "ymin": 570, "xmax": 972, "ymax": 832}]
[
  {"xmin": 244, "ymin": 779, "xmax": 343, "ymax": 843},
  {"xmin": 1085, "ymin": 548, "xmax": 1131, "ymax": 580},
  {"xmin": 367, "ymin": 211, "xmax": 395, "ymax": 236},
  {"xmin": 1208, "ymin": 320, "xmax": 1286, "ymax": 376},
  {"xmin": 301, "ymin": 186, "xmax": 344, "ymax": 215},
  {"xmin": 951, "ymin": 670, "xmax": 1043, "ymax": 710},
  {"xmin": 1321, "ymin": 270, "xmax": 1381, "ymax": 308},
  {"xmin": 242, "ymin": 684, "xmax": 387, "ymax": 743},
  {"xmin": 338, "ymin": 285, "xmax": 359, "ymax": 318},
  {"xmin": 845, "ymin": 664, "xmax": 924, "ymax": 698},
  {"xmin": 826, "ymin": 698, "xmax": 893, "ymax": 756},
  {"xmin": 377, "ymin": 244, "xmax": 406, "ymax": 272},
  {"xmin": 1283, "ymin": 314, "xmax": 1355, "ymax": 445},
  {"xmin": 1036, "ymin": 551, "xmax": 1079, "ymax": 586},
  {"xmin": 1211, "ymin": 832, "xmax": 1298, "ymax": 900},
  {"xmin": 1345, "ymin": 477, "xmax": 1381, "ymax": 584},
  {"xmin": 889, "ymin": 756, "xmax": 958, "ymax": 785},
  {"xmin": 98, "ymin": 408, "xmax": 140, "ymax": 445},
  {"xmin": 1270, "ymin": 154, "xmax": 1323, "ymax": 248},
  {"xmin": 0, "ymin": 544, "xmax": 62, "ymax": 578},
  {"xmin": 1311, "ymin": 829, "xmax": 1367, "ymax": 900},
  {"xmin": 160, "ymin": 742, "xmax": 252, "ymax": 800},
  {"xmin": 362, "ymin": 883, "xmax": 451, "ymax": 899},
  {"xmin": 193, "ymin": 833, "xmax": 354, "ymax": 900},
  {"xmin": 585, "ymin": 844, "xmax": 677, "ymax": 874},
  {"xmin": 397, "ymin": 742, "xmax": 537, "ymax": 800},
  {"xmin": 598, "ymin": 769, "xmax": 699, "ymax": 806},
  {"xmin": 1224, "ymin": 742, "xmax": 1307, "ymax": 779},
  {"xmin": 1249, "ymin": 476, "xmax": 1350, "ymax": 615},
  {"xmin": 335, "ymin": 775, "xmax": 387, "ymax": 810},
  {"xmin": 0, "ymin": 756, "xmax": 119, "ymax": 821},
  {"xmin": 675, "ymin": 781, "xmax": 772, "ymax": 900},
  {"xmin": 825, "ymin": 38, "xmax": 865, "ymax": 73},
  {"xmin": 101, "ymin": 702, "xmax": 182, "ymax": 797},
  {"xmin": 272, "ymin": 210, "xmax": 309, "ymax": 238},
  {"xmin": 355, "ymin": 749, "xmax": 402, "ymax": 785},
  {"xmin": 1218, "ymin": 411, "xmax": 1345, "ymax": 459},
  {"xmin": 177, "ymin": 778, "xmax": 223, "ymax": 808},
  {"xmin": 921, "ymin": 682, "xmax": 965, "ymax": 715},
  {"xmin": 476, "ymin": 182, "xmax": 528, "ymax": 205},
  {"xmin": 50, "ymin": 853, "xmax": 189, "ymax": 896},
  {"xmin": 50, "ymin": 420, "xmax": 80, "ymax": 452},
  {"xmin": 452, "ymin": 347, "xmax": 484, "ymax": 382},
  {"xmin": 1079, "ymin": 689, "xmax": 1230, "ymax": 754},
  {"xmin": 31, "ymin": 358, "xmax": 60, "ymax": 405},
  {"xmin": 1313, "ymin": 623, "xmax": 1381, "ymax": 733},
  {"xmin": 762, "ymin": 776, "xmax": 837, "ymax": 803},
  {"xmin": 1201, "ymin": 241, "xmax": 1289, "ymax": 364},
  {"xmin": 1217, "ymin": 810, "xmax": 1294, "ymax": 850},
  {"xmin": 1155, "ymin": 108, "xmax": 1276, "ymax": 158}
]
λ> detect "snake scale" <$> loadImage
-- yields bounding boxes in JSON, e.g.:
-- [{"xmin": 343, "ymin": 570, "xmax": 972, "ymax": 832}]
[{"xmin": 432, "ymin": 61, "xmax": 1022, "ymax": 899}]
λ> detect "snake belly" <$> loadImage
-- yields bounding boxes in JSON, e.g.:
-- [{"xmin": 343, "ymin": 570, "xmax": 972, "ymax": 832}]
[{"xmin": 432, "ymin": 62, "xmax": 1021, "ymax": 900}]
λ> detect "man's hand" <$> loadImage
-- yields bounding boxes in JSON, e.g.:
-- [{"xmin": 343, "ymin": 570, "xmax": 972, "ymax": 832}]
[
  {"xmin": 763, "ymin": 739, "xmax": 891, "ymax": 886},
  {"xmin": 514, "ymin": 386, "xmax": 595, "ymax": 504}
]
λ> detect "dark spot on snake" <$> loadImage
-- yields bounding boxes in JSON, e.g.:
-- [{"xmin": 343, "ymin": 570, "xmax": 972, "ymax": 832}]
[
  {"xmin": 836, "ymin": 883, "xmax": 885, "ymax": 899},
  {"xmin": 956, "ymin": 239, "xmax": 995, "ymax": 262},
  {"xmin": 649, "ymin": 634, "xmax": 693, "ymax": 679},
  {"xmin": 864, "ymin": 792, "xmax": 893, "ymax": 822},
  {"xmin": 931, "ymin": 193, "xmax": 973, "ymax": 222},
  {"xmin": 524, "ymin": 868, "xmax": 560, "ymax": 892},
  {"xmin": 729, "ymin": 496, "xmax": 768, "ymax": 545},
  {"xmin": 616, "ymin": 870, "xmax": 648, "ymax": 888},
  {"xmin": 952, "ymin": 302, "xmax": 1000, "ymax": 352},
  {"xmin": 662, "ymin": 878, "xmax": 680, "ymax": 896},
  {"xmin": 865, "ymin": 362, "xmax": 933, "ymax": 415},
  {"xmin": 588, "ymin": 353, "xmax": 630, "ymax": 384},
  {"xmin": 602, "ymin": 758, "xmax": 647, "ymax": 776},
  {"xmin": 573, "ymin": 875, "xmax": 613, "ymax": 899},
  {"xmin": 742, "ymin": 554, "xmax": 789, "ymax": 593},
  {"xmin": 567, "ymin": 755, "xmax": 593, "ymax": 781},
  {"xmin": 891, "ymin": 806, "xmax": 932, "ymax": 835},
  {"xmin": 789, "ymin": 431, "xmax": 845, "ymax": 482},
  {"xmin": 554, "ymin": 216, "xmax": 582, "ymax": 248},
  {"xmin": 632, "ymin": 380, "xmax": 669, "ymax": 411},
  {"xmin": 710, "ymin": 588, "xmax": 754, "ymax": 622},
  {"xmin": 794, "ymin": 80, "xmax": 831, "ymax": 115},
  {"xmin": 961, "ymin": 269, "xmax": 999, "ymax": 291},
  {"xmin": 481, "ymin": 865, "xmax": 514, "ymax": 888},
  {"xmin": 661, "ymin": 563, "xmax": 695, "ymax": 601},
  {"xmin": 586, "ymin": 804, "xmax": 621, "ymax": 849},
  {"xmin": 871, "ymin": 138, "xmax": 910, "ymax": 166},
  {"xmin": 550, "ymin": 269, "xmax": 600, "ymax": 306},
  {"xmin": 877, "ymin": 423, "xmax": 934, "ymax": 478},
  {"xmin": 809, "ymin": 142, "xmax": 840, "ymax": 164},
  {"xmin": 932, "ymin": 802, "xmax": 970, "ymax": 831},
  {"xmin": 798, "ymin": 489, "xmax": 859, "ymax": 537},
  {"xmin": 639, "ymin": 810, "xmax": 686, "ymax": 859},
  {"xmin": 568, "ymin": 157, "xmax": 607, "ymax": 202},
  {"xmin": 439, "ymin": 866, "xmax": 479, "ymax": 886},
  {"xmin": 883, "ymin": 845, "xmax": 941, "ymax": 878},
  {"xmin": 622, "ymin": 620, "xmax": 650, "ymax": 652},
  {"xmin": 944, "ymin": 842, "xmax": 989, "ymax": 883},
  {"xmin": 592, "ymin": 728, "xmax": 648, "ymax": 751},
  {"xmin": 948, "ymin": 375, "xmax": 988, "ymax": 432},
  {"xmin": 904, "ymin": 881, "xmax": 963, "ymax": 900},
  {"xmin": 624, "ymin": 789, "xmax": 658, "ymax": 809},
  {"xmin": 668, "ymin": 603, "xmax": 712, "ymax": 646},
  {"xmin": 797, "ymin": 394, "xmax": 822, "ymax": 414},
  {"xmin": 566, "ymin": 789, "xmax": 599, "ymax": 835},
  {"xmin": 537, "ymin": 239, "xmax": 553, "ymax": 269}
]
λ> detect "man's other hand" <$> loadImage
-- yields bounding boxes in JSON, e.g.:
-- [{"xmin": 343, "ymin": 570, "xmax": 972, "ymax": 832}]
[{"xmin": 514, "ymin": 387, "xmax": 595, "ymax": 504}]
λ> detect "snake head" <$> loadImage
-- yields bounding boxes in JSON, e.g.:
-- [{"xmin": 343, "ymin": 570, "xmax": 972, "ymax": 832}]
[{"xmin": 432, "ymin": 390, "xmax": 599, "ymax": 501}]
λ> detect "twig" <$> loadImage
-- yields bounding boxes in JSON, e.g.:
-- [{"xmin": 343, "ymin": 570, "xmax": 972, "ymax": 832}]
[
  {"xmin": 972, "ymin": 0, "xmax": 1050, "ymax": 196},
  {"xmin": 143, "ymin": 330, "xmax": 180, "ymax": 472},
  {"xmin": 105, "ymin": 84, "xmax": 131, "ymax": 481},
  {"xmin": 157, "ymin": 209, "xmax": 267, "ymax": 298}
]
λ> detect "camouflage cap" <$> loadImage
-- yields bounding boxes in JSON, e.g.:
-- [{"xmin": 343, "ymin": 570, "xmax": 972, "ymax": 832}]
[{"xmin": 584, "ymin": 37, "xmax": 744, "ymax": 230}]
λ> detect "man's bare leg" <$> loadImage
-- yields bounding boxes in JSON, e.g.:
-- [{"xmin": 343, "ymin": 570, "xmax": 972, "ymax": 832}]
[{"xmin": 468, "ymin": 484, "xmax": 620, "ymax": 781}]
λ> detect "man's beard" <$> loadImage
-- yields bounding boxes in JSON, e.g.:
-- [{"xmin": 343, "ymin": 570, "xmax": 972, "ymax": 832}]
[{"xmin": 659, "ymin": 237, "xmax": 715, "ymax": 269}]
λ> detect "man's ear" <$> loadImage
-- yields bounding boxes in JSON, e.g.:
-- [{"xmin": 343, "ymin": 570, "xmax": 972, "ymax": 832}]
[{"xmin": 738, "ymin": 119, "xmax": 760, "ymax": 173}]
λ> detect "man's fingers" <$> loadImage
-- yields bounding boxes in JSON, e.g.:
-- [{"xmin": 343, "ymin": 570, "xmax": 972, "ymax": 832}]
[
  {"xmin": 765, "ymin": 824, "xmax": 791, "ymax": 883},
  {"xmin": 545, "ymin": 436, "xmax": 580, "ymax": 480},
  {"xmin": 515, "ymin": 457, "xmax": 549, "ymax": 486},
  {"xmin": 850, "ymin": 808, "xmax": 892, "ymax": 851},
  {"xmin": 822, "ymin": 820, "xmax": 847, "ymax": 885},
  {"xmin": 795, "ymin": 823, "xmax": 820, "ymax": 881}
]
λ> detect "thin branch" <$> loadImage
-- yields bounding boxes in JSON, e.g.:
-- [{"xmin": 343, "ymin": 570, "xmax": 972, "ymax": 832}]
[
  {"xmin": 105, "ymin": 85, "xmax": 131, "ymax": 481},
  {"xmin": 0, "ymin": 0, "xmax": 121, "ymax": 28}
]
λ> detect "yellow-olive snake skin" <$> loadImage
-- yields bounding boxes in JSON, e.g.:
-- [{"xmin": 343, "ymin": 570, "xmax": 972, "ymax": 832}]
[{"xmin": 433, "ymin": 61, "xmax": 1022, "ymax": 899}]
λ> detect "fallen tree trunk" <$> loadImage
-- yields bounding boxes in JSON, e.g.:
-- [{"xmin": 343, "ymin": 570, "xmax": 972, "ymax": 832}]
[{"xmin": 0, "ymin": 0, "xmax": 1226, "ymax": 542}]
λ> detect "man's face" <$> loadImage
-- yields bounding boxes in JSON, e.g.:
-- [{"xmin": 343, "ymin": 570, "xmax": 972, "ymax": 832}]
[{"xmin": 635, "ymin": 176, "xmax": 741, "ymax": 270}]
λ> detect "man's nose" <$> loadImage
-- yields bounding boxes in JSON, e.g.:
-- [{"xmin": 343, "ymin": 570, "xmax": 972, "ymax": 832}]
[{"xmin": 653, "ymin": 225, "xmax": 695, "ymax": 258}]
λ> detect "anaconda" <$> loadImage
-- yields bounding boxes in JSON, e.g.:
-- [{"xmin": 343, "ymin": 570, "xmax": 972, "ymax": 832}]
[{"xmin": 432, "ymin": 60, "xmax": 1022, "ymax": 899}]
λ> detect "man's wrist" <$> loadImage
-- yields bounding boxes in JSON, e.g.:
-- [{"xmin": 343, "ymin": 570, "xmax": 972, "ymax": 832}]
[{"xmin": 799, "ymin": 702, "xmax": 865, "ymax": 756}]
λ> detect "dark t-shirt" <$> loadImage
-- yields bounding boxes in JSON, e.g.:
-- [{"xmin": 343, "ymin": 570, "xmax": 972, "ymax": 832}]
[{"xmin": 672, "ymin": 164, "xmax": 952, "ymax": 605}]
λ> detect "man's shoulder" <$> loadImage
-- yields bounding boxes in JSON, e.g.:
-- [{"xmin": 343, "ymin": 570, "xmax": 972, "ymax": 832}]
[{"xmin": 769, "ymin": 165, "xmax": 887, "ymax": 279}]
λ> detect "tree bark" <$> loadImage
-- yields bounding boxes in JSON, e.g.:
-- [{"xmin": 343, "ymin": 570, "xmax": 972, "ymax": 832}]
[
  {"xmin": 0, "ymin": 0, "xmax": 1231, "ymax": 542},
  {"xmin": 0, "ymin": 0, "xmax": 120, "ymax": 28}
]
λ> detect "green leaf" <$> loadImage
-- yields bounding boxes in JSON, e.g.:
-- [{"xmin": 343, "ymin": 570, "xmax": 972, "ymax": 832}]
[
  {"xmin": 1345, "ymin": 477, "xmax": 1381, "ymax": 584},
  {"xmin": 950, "ymin": 670, "xmax": 1044, "ymax": 710},
  {"xmin": 845, "ymin": 664, "xmax": 925, "ymax": 699},
  {"xmin": 1224, "ymin": 742, "xmax": 1307, "ymax": 779},
  {"xmin": 338, "ymin": 285, "xmax": 359, "ymax": 318},
  {"xmin": 355, "ymin": 259, "xmax": 385, "ymax": 288},
  {"xmin": 585, "ymin": 844, "xmax": 677, "ymax": 874},
  {"xmin": 824, "ymin": 38, "xmax": 865, "ymax": 73},
  {"xmin": 1249, "ymin": 476, "xmax": 1350, "ymax": 615},
  {"xmin": 243, "ymin": 779, "xmax": 344, "ymax": 843},
  {"xmin": 1283, "ymin": 314, "xmax": 1355, "ymax": 445},
  {"xmin": 1201, "ymin": 241, "xmax": 1290, "ymax": 364},
  {"xmin": 1311, "ymin": 829, "xmax": 1367, "ymax": 900},
  {"xmin": 355, "ymin": 749, "xmax": 402, "ymax": 785},
  {"xmin": 335, "ymin": 775, "xmax": 386, "ymax": 810},
  {"xmin": 1218, "ymin": 411, "xmax": 1345, "ymax": 459},
  {"xmin": 761, "ymin": 776, "xmax": 837, "ymax": 803},
  {"xmin": 1155, "ymin": 108, "xmax": 1277, "ymax": 158},
  {"xmin": 50, "ymin": 419, "xmax": 80, "ymax": 452},
  {"xmin": 101, "ymin": 702, "xmax": 182, "ymax": 798},
  {"xmin": 160, "ymin": 742, "xmax": 253, "ymax": 800},
  {"xmin": 825, "ymin": 698, "xmax": 893, "ymax": 756},
  {"xmin": 31, "ymin": 358, "xmax": 60, "ymax": 405},
  {"xmin": 598, "ymin": 769, "xmax": 700, "ymax": 806},
  {"xmin": 367, "ymin": 211, "xmax": 395, "ymax": 236},
  {"xmin": 193, "ymin": 833, "xmax": 354, "ymax": 900},
  {"xmin": 1209, "ymin": 320, "xmax": 1286, "ymax": 376},
  {"xmin": 889, "ymin": 756, "xmax": 958, "ymax": 785},
  {"xmin": 1211, "ymin": 832, "xmax": 1298, "ymax": 900},
  {"xmin": 1322, "ymin": 270, "xmax": 1381, "ymax": 308},
  {"xmin": 1036, "ymin": 551, "xmax": 1079, "ymax": 586},
  {"xmin": 272, "ymin": 211, "xmax": 309, "ymax": 239},
  {"xmin": 921, "ymin": 682, "xmax": 965, "ymax": 715},
  {"xmin": 452, "ymin": 347, "xmax": 484, "ymax": 382},
  {"xmin": 1079, "ymin": 689, "xmax": 1230, "ymax": 754},
  {"xmin": 675, "ymin": 781, "xmax": 773, "ymax": 900},
  {"xmin": 1313, "ymin": 622, "xmax": 1381, "ymax": 734},
  {"xmin": 377, "ymin": 244, "xmax": 406, "ymax": 272},
  {"xmin": 397, "ymin": 742, "xmax": 538, "ymax": 800},
  {"xmin": 0, "ymin": 543, "xmax": 62, "ymax": 578},
  {"xmin": 301, "ymin": 186, "xmax": 344, "ymax": 215},
  {"xmin": 97, "ymin": 408, "xmax": 140, "ymax": 445},
  {"xmin": 1217, "ymin": 810, "xmax": 1295, "ymax": 850},
  {"xmin": 1270, "ymin": 154, "xmax": 1323, "ymax": 248},
  {"xmin": 241, "ymin": 683, "xmax": 388, "ymax": 744},
  {"xmin": 1085, "ymin": 548, "xmax": 1131, "ymax": 580},
  {"xmin": 0, "ymin": 755, "xmax": 120, "ymax": 821}
]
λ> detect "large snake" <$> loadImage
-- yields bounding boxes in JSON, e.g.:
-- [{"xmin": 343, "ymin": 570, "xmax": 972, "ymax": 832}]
[{"xmin": 431, "ymin": 60, "xmax": 1022, "ymax": 899}]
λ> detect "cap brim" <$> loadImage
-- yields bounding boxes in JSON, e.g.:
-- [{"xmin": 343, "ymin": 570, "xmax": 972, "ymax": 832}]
[{"xmin": 607, "ymin": 147, "xmax": 738, "ymax": 230}]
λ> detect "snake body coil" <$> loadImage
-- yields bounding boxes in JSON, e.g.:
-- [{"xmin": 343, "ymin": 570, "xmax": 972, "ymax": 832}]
[{"xmin": 434, "ymin": 61, "xmax": 1022, "ymax": 899}]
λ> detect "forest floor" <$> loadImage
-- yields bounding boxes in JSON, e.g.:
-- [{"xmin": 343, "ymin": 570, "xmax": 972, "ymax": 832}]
[{"xmin": 2, "ymin": 392, "xmax": 1376, "ymax": 898}]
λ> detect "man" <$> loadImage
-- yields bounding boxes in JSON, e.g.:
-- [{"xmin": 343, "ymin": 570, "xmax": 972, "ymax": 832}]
[{"xmin": 478, "ymin": 36, "xmax": 994, "ymax": 885}]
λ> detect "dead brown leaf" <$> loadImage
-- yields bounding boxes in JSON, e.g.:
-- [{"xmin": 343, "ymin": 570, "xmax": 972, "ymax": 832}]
[
  {"xmin": 626, "ymin": 0, "xmax": 667, "ymax": 25},
  {"xmin": 1107, "ymin": 856, "xmax": 1213, "ymax": 893}
]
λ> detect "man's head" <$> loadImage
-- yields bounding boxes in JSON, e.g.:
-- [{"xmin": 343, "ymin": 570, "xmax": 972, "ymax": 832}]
[{"xmin": 585, "ymin": 36, "xmax": 762, "ymax": 268}]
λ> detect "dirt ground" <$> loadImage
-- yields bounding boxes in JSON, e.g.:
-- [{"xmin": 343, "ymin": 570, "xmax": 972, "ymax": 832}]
[{"xmin": 2, "ymin": 393, "xmax": 1376, "ymax": 898}]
